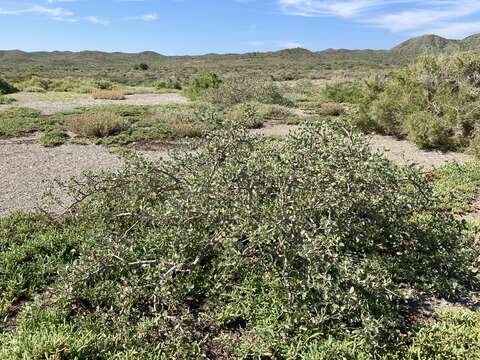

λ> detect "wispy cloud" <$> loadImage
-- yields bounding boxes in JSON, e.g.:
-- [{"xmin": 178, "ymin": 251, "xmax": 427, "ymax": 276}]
[
  {"xmin": 0, "ymin": 3, "xmax": 109, "ymax": 25},
  {"xmin": 128, "ymin": 13, "xmax": 159, "ymax": 21},
  {"xmin": 84, "ymin": 16, "xmax": 109, "ymax": 25},
  {"xmin": 279, "ymin": 0, "xmax": 480, "ymax": 38}
]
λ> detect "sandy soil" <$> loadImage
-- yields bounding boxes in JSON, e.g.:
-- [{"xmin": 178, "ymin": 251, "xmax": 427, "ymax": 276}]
[
  {"xmin": 0, "ymin": 135, "xmax": 170, "ymax": 217},
  {"xmin": 0, "ymin": 92, "xmax": 190, "ymax": 115}
]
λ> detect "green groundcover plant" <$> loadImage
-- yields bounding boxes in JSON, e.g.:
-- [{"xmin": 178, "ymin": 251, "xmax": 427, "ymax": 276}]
[{"xmin": 0, "ymin": 122, "xmax": 479, "ymax": 358}]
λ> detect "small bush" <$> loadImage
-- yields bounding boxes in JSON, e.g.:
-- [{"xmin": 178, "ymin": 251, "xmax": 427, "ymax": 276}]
[
  {"xmin": 0, "ymin": 78, "xmax": 17, "ymax": 95},
  {"xmin": 155, "ymin": 77, "xmax": 182, "ymax": 90},
  {"xmin": 315, "ymin": 102, "xmax": 345, "ymax": 116},
  {"xmin": 0, "ymin": 107, "xmax": 44, "ymax": 137},
  {"xmin": 66, "ymin": 111, "xmax": 127, "ymax": 137},
  {"xmin": 183, "ymin": 72, "xmax": 222, "ymax": 100},
  {"xmin": 258, "ymin": 103, "xmax": 294, "ymax": 120},
  {"xmin": 322, "ymin": 82, "xmax": 363, "ymax": 103},
  {"xmin": 92, "ymin": 90, "xmax": 126, "ymax": 100},
  {"xmin": 0, "ymin": 96, "xmax": 15, "ymax": 104},
  {"xmin": 205, "ymin": 76, "xmax": 292, "ymax": 108},
  {"xmin": 225, "ymin": 102, "xmax": 263, "ymax": 128},
  {"xmin": 38, "ymin": 128, "xmax": 69, "ymax": 147},
  {"xmin": 134, "ymin": 63, "xmax": 149, "ymax": 71},
  {"xmin": 15, "ymin": 77, "xmax": 114, "ymax": 93}
]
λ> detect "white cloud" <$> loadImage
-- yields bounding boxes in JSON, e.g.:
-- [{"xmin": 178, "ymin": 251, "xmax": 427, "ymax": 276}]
[
  {"xmin": 47, "ymin": 0, "xmax": 74, "ymax": 3},
  {"xmin": 129, "ymin": 13, "xmax": 159, "ymax": 21},
  {"xmin": 279, "ymin": 0, "xmax": 480, "ymax": 38},
  {"xmin": 27, "ymin": 5, "xmax": 73, "ymax": 17},
  {"xmin": 84, "ymin": 16, "xmax": 109, "ymax": 25},
  {"xmin": 0, "ymin": 8, "xmax": 20, "ymax": 15}
]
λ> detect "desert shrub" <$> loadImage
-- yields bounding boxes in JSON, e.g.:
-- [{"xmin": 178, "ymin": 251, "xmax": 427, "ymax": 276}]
[
  {"xmin": 322, "ymin": 81, "xmax": 363, "ymax": 103},
  {"xmin": 134, "ymin": 63, "xmax": 149, "ymax": 71},
  {"xmin": 225, "ymin": 102, "xmax": 263, "ymax": 128},
  {"xmin": 352, "ymin": 53, "xmax": 480, "ymax": 151},
  {"xmin": 183, "ymin": 72, "xmax": 222, "ymax": 100},
  {"xmin": 15, "ymin": 77, "xmax": 114, "ymax": 93},
  {"xmin": 0, "ymin": 96, "xmax": 15, "ymax": 104},
  {"xmin": 38, "ymin": 127, "xmax": 69, "ymax": 147},
  {"xmin": 155, "ymin": 77, "xmax": 182, "ymax": 90},
  {"xmin": 15, "ymin": 76, "xmax": 51, "ymax": 92},
  {"xmin": 92, "ymin": 79, "xmax": 114, "ymax": 90},
  {"xmin": 316, "ymin": 101, "xmax": 345, "ymax": 116},
  {"xmin": 205, "ymin": 76, "xmax": 292, "ymax": 108},
  {"xmin": 1, "ymin": 123, "xmax": 477, "ymax": 358},
  {"xmin": 404, "ymin": 111, "xmax": 452, "ymax": 149},
  {"xmin": 0, "ymin": 78, "xmax": 17, "ymax": 95},
  {"xmin": 92, "ymin": 90, "xmax": 126, "ymax": 100},
  {"xmin": 258, "ymin": 103, "xmax": 294, "ymax": 120},
  {"xmin": 66, "ymin": 111, "xmax": 127, "ymax": 137},
  {"xmin": 0, "ymin": 107, "xmax": 44, "ymax": 137}
]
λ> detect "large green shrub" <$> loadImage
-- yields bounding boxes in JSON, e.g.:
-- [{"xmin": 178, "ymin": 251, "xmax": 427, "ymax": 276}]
[
  {"xmin": 204, "ymin": 76, "xmax": 292, "ymax": 108},
  {"xmin": 350, "ymin": 53, "xmax": 480, "ymax": 152},
  {"xmin": 0, "ymin": 78, "xmax": 17, "ymax": 95},
  {"xmin": 1, "ymin": 123, "xmax": 477, "ymax": 358}
]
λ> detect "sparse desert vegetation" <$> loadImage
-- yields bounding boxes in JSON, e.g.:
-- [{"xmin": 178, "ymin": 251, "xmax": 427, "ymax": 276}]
[
  {"xmin": 2, "ymin": 31, "xmax": 480, "ymax": 359},
  {"xmin": 92, "ymin": 89, "xmax": 126, "ymax": 100}
]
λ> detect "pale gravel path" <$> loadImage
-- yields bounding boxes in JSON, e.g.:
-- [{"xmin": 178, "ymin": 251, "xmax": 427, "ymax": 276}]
[
  {"xmin": 0, "ymin": 135, "xmax": 170, "ymax": 217},
  {"xmin": 0, "ymin": 124, "xmax": 476, "ymax": 217},
  {"xmin": 0, "ymin": 93, "xmax": 190, "ymax": 115}
]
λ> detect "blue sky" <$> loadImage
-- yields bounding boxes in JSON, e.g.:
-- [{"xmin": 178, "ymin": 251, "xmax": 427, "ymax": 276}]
[{"xmin": 2, "ymin": 0, "xmax": 480, "ymax": 54}]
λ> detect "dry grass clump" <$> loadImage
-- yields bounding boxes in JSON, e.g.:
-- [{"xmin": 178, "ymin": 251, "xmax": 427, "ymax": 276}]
[
  {"xmin": 153, "ymin": 110, "xmax": 207, "ymax": 137},
  {"xmin": 92, "ymin": 90, "xmax": 126, "ymax": 100},
  {"xmin": 66, "ymin": 111, "xmax": 127, "ymax": 137},
  {"xmin": 316, "ymin": 102, "xmax": 345, "ymax": 116}
]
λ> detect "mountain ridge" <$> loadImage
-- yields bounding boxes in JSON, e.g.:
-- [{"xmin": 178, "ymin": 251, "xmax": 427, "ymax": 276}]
[{"xmin": 0, "ymin": 34, "xmax": 480, "ymax": 61}]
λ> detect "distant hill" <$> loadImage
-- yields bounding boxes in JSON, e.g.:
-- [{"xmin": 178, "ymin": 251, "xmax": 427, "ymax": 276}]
[
  {"xmin": 392, "ymin": 34, "xmax": 480, "ymax": 55},
  {"xmin": 2, "ymin": 34, "xmax": 480, "ymax": 84},
  {"xmin": 3, "ymin": 33, "xmax": 480, "ymax": 67}
]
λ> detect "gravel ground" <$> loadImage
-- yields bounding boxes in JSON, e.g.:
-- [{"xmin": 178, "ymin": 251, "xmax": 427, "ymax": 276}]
[
  {"xmin": 0, "ymin": 93, "xmax": 190, "ymax": 115},
  {"xmin": 0, "ymin": 135, "xmax": 170, "ymax": 217},
  {"xmin": 0, "ymin": 124, "xmax": 476, "ymax": 217}
]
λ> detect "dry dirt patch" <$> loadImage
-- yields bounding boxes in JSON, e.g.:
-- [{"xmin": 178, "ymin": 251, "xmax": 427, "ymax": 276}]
[
  {"xmin": 0, "ymin": 136, "xmax": 170, "ymax": 217},
  {"xmin": 0, "ymin": 92, "xmax": 190, "ymax": 115}
]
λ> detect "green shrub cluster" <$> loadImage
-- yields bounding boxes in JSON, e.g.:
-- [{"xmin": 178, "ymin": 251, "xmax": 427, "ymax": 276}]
[
  {"xmin": 15, "ymin": 76, "xmax": 114, "ymax": 93},
  {"xmin": 0, "ymin": 78, "xmax": 17, "ymax": 95},
  {"xmin": 322, "ymin": 81, "xmax": 363, "ymax": 103},
  {"xmin": 205, "ymin": 76, "xmax": 292, "ymax": 108},
  {"xmin": 182, "ymin": 72, "xmax": 222, "ymax": 100},
  {"xmin": 345, "ymin": 53, "xmax": 480, "ymax": 152},
  {"xmin": 1, "ymin": 123, "xmax": 478, "ymax": 358},
  {"xmin": 0, "ymin": 107, "xmax": 46, "ymax": 137},
  {"xmin": 225, "ymin": 101, "xmax": 293, "ymax": 128},
  {"xmin": 154, "ymin": 77, "xmax": 183, "ymax": 90},
  {"xmin": 0, "ymin": 96, "xmax": 15, "ymax": 104}
]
